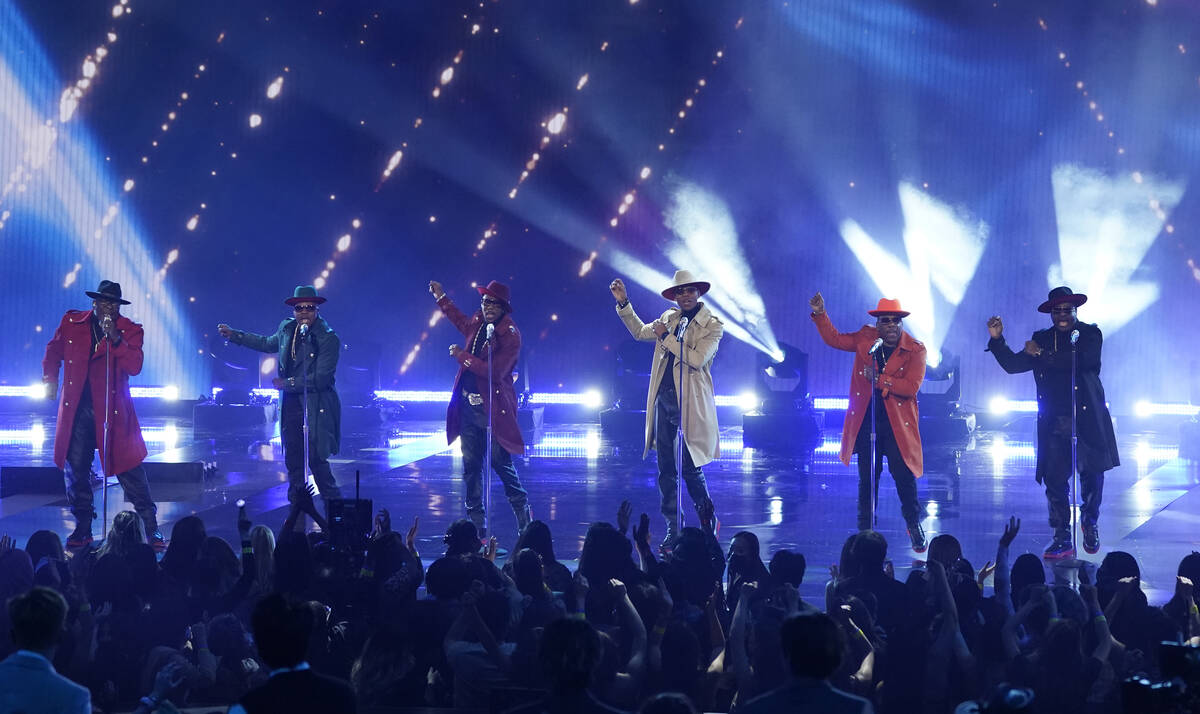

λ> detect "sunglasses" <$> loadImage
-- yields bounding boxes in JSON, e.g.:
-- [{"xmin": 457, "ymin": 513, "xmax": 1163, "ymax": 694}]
[
  {"xmin": 877, "ymin": 316, "xmax": 902, "ymax": 325},
  {"xmin": 293, "ymin": 304, "xmax": 318, "ymax": 312},
  {"xmin": 674, "ymin": 287, "xmax": 698, "ymax": 297},
  {"xmin": 481, "ymin": 298, "xmax": 503, "ymax": 307}
]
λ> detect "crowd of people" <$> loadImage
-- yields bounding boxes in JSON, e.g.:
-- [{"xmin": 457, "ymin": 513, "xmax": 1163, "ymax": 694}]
[{"xmin": 1, "ymin": 504, "xmax": 1199, "ymax": 714}]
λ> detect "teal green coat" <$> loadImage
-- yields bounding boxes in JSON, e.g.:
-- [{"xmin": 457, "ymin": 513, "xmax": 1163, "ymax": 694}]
[{"xmin": 230, "ymin": 316, "xmax": 342, "ymax": 459}]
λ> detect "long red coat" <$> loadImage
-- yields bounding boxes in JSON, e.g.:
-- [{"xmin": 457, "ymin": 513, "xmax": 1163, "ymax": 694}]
[
  {"xmin": 42, "ymin": 310, "xmax": 148, "ymax": 475},
  {"xmin": 437, "ymin": 296, "xmax": 525, "ymax": 456},
  {"xmin": 813, "ymin": 311, "xmax": 926, "ymax": 476}
]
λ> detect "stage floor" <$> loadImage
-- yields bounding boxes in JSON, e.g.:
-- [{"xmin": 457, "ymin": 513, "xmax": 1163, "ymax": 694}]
[{"xmin": 1, "ymin": 412, "xmax": 1197, "ymax": 605}]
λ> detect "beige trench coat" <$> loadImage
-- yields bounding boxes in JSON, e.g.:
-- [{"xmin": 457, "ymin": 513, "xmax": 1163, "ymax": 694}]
[{"xmin": 617, "ymin": 301, "xmax": 723, "ymax": 467}]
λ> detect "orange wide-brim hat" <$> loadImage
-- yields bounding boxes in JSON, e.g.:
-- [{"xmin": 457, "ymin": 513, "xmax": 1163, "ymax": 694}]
[{"xmin": 867, "ymin": 298, "xmax": 910, "ymax": 318}]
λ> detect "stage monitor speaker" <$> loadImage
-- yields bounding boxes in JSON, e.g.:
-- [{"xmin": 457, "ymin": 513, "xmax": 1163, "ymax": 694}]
[
  {"xmin": 742, "ymin": 410, "xmax": 821, "ymax": 453},
  {"xmin": 518, "ymin": 406, "xmax": 544, "ymax": 445},
  {"xmin": 144, "ymin": 462, "xmax": 205, "ymax": 483},
  {"xmin": 0, "ymin": 466, "xmax": 62, "ymax": 498},
  {"xmin": 600, "ymin": 408, "xmax": 645, "ymax": 448},
  {"xmin": 328, "ymin": 498, "xmax": 373, "ymax": 551}
]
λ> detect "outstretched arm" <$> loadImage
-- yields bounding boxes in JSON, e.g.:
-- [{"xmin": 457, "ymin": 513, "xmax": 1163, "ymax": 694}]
[{"xmin": 221, "ymin": 322, "xmax": 283, "ymax": 354}]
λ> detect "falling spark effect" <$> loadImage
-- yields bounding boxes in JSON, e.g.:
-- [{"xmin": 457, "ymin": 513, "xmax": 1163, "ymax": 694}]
[
  {"xmin": 186, "ymin": 215, "xmax": 199, "ymax": 231},
  {"xmin": 62, "ymin": 264, "xmax": 83, "ymax": 289},
  {"xmin": 248, "ymin": 113, "xmax": 263, "ymax": 128},
  {"xmin": 1038, "ymin": 12, "xmax": 1193, "ymax": 298},
  {"xmin": 266, "ymin": 76, "xmax": 284, "ymax": 99},
  {"xmin": 1, "ymin": 17, "xmax": 129, "ymax": 213},
  {"xmin": 579, "ymin": 21, "xmax": 739, "ymax": 278},
  {"xmin": 381, "ymin": 150, "xmax": 403, "ymax": 180}
]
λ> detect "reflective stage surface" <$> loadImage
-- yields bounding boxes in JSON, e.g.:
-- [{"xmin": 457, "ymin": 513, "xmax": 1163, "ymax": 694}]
[{"xmin": 1, "ymin": 412, "xmax": 1197, "ymax": 604}]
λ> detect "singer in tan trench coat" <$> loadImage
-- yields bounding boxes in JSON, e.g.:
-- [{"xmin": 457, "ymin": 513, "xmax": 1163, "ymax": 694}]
[{"xmin": 610, "ymin": 270, "xmax": 722, "ymax": 543}]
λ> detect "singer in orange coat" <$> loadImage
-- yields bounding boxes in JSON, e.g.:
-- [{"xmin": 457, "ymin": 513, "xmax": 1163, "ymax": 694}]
[
  {"xmin": 42, "ymin": 280, "xmax": 158, "ymax": 549},
  {"xmin": 810, "ymin": 293, "xmax": 927, "ymax": 551}
]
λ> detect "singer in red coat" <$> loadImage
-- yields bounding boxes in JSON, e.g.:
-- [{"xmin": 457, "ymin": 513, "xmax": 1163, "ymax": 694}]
[
  {"xmin": 41, "ymin": 281, "xmax": 159, "ymax": 549},
  {"xmin": 429, "ymin": 279, "xmax": 531, "ymax": 537},
  {"xmin": 810, "ymin": 293, "xmax": 927, "ymax": 552}
]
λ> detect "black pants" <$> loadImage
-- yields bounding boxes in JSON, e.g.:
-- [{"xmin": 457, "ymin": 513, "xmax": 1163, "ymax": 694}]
[
  {"xmin": 654, "ymin": 386, "xmax": 712, "ymax": 526},
  {"xmin": 1040, "ymin": 426, "xmax": 1104, "ymax": 539},
  {"xmin": 853, "ymin": 399, "xmax": 919, "ymax": 530},
  {"xmin": 459, "ymin": 399, "xmax": 529, "ymax": 533},
  {"xmin": 281, "ymin": 394, "xmax": 342, "ymax": 505},
  {"xmin": 65, "ymin": 389, "xmax": 157, "ymax": 534}
]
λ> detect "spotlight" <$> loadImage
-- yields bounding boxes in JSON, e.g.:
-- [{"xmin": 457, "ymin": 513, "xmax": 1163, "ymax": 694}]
[
  {"xmin": 743, "ymin": 342, "xmax": 820, "ymax": 454},
  {"xmin": 582, "ymin": 389, "xmax": 603, "ymax": 409}
]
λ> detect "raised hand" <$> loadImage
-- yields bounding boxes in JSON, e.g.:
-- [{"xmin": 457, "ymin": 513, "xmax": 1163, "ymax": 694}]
[
  {"xmin": 217, "ymin": 323, "xmax": 234, "ymax": 339},
  {"xmin": 977, "ymin": 560, "xmax": 996, "ymax": 587},
  {"xmin": 809, "ymin": 292, "xmax": 825, "ymax": 315},
  {"xmin": 406, "ymin": 516, "xmax": 420, "ymax": 554},
  {"xmin": 484, "ymin": 536, "xmax": 499, "ymax": 563},
  {"xmin": 609, "ymin": 278, "xmax": 628, "ymax": 303},
  {"xmin": 1023, "ymin": 340, "xmax": 1043, "ymax": 357},
  {"xmin": 617, "ymin": 500, "xmax": 633, "ymax": 535},
  {"xmin": 610, "ymin": 579, "xmax": 627, "ymax": 599},
  {"xmin": 987, "ymin": 315, "xmax": 1003, "ymax": 339},
  {"xmin": 999, "ymin": 516, "xmax": 1021, "ymax": 548},
  {"xmin": 428, "ymin": 281, "xmax": 444, "ymax": 299},
  {"xmin": 633, "ymin": 513, "xmax": 651, "ymax": 550}
]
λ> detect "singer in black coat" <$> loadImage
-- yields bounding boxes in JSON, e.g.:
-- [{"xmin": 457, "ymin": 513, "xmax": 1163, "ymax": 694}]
[
  {"xmin": 987, "ymin": 317, "xmax": 1119, "ymax": 544},
  {"xmin": 226, "ymin": 315, "xmax": 343, "ymax": 505}
]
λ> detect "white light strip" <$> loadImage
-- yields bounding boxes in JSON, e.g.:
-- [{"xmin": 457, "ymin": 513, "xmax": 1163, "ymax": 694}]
[
  {"xmin": 128, "ymin": 385, "xmax": 180, "ymax": 400},
  {"xmin": 989, "ymin": 397, "xmax": 1039, "ymax": 414},
  {"xmin": 813, "ymin": 397, "xmax": 849, "ymax": 410},
  {"xmin": 1134, "ymin": 400, "xmax": 1199, "ymax": 418},
  {"xmin": 0, "ymin": 384, "xmax": 48, "ymax": 398},
  {"xmin": 374, "ymin": 390, "xmax": 453, "ymax": 402}
]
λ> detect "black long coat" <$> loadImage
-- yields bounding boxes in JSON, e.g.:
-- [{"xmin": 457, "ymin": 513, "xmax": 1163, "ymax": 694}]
[{"xmin": 987, "ymin": 321, "xmax": 1120, "ymax": 482}]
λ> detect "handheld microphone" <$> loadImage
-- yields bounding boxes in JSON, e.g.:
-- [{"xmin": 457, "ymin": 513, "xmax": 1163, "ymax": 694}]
[
  {"xmin": 868, "ymin": 337, "xmax": 884, "ymax": 354},
  {"xmin": 299, "ymin": 323, "xmax": 309, "ymax": 337},
  {"xmin": 675, "ymin": 316, "xmax": 690, "ymax": 341},
  {"xmin": 1070, "ymin": 329, "xmax": 1079, "ymax": 345},
  {"xmin": 486, "ymin": 323, "xmax": 495, "ymax": 342}
]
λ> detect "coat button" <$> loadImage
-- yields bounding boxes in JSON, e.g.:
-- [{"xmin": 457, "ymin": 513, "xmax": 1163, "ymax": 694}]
[
  {"xmin": 65, "ymin": 402, "xmax": 70, "ymax": 407},
  {"xmin": 501, "ymin": 409, "xmax": 506, "ymax": 414},
  {"xmin": 68, "ymin": 339, "xmax": 73, "ymax": 344}
]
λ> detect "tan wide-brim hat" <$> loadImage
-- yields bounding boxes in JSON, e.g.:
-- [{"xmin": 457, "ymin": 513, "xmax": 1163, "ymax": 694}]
[{"xmin": 660, "ymin": 269, "xmax": 711, "ymax": 300}]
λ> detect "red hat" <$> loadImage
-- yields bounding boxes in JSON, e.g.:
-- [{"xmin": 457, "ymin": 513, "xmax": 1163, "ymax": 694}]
[
  {"xmin": 476, "ymin": 280, "xmax": 512, "ymax": 311},
  {"xmin": 867, "ymin": 298, "xmax": 910, "ymax": 318},
  {"xmin": 1037, "ymin": 286, "xmax": 1087, "ymax": 313}
]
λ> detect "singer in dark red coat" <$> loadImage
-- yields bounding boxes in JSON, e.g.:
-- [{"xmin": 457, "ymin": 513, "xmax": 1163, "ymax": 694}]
[
  {"xmin": 429, "ymin": 279, "xmax": 530, "ymax": 537},
  {"xmin": 41, "ymin": 281, "xmax": 159, "ymax": 549}
]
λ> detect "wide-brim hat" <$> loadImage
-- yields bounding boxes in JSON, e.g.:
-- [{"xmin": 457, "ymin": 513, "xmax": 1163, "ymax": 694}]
[
  {"xmin": 867, "ymin": 298, "xmax": 910, "ymax": 318},
  {"xmin": 85, "ymin": 279, "xmax": 131, "ymax": 305},
  {"xmin": 284, "ymin": 285, "xmax": 327, "ymax": 306},
  {"xmin": 1037, "ymin": 286, "xmax": 1087, "ymax": 313},
  {"xmin": 660, "ymin": 269, "xmax": 710, "ymax": 300},
  {"xmin": 476, "ymin": 280, "xmax": 512, "ymax": 311}
]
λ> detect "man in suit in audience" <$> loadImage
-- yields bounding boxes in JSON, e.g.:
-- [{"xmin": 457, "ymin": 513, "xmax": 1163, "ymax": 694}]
[
  {"xmin": 229, "ymin": 594, "xmax": 356, "ymax": 714},
  {"xmin": 739, "ymin": 612, "xmax": 874, "ymax": 714},
  {"xmin": 0, "ymin": 586, "xmax": 91, "ymax": 714}
]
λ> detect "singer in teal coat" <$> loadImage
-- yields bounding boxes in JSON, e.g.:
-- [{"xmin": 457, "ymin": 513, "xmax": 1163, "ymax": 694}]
[{"xmin": 219, "ymin": 287, "xmax": 342, "ymax": 504}]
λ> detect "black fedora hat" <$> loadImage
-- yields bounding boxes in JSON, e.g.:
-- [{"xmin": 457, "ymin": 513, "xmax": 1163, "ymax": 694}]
[
  {"xmin": 1037, "ymin": 286, "xmax": 1087, "ymax": 313},
  {"xmin": 85, "ymin": 280, "xmax": 131, "ymax": 305},
  {"xmin": 284, "ymin": 285, "xmax": 327, "ymax": 306}
]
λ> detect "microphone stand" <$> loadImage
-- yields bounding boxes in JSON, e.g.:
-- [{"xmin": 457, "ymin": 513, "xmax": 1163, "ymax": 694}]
[
  {"xmin": 869, "ymin": 355, "xmax": 879, "ymax": 529},
  {"xmin": 484, "ymin": 328, "xmax": 494, "ymax": 539},
  {"xmin": 1070, "ymin": 331, "xmax": 1081, "ymax": 560},
  {"xmin": 101, "ymin": 318, "xmax": 112, "ymax": 541},
  {"xmin": 281, "ymin": 325, "xmax": 328, "ymax": 534},
  {"xmin": 675, "ymin": 317, "xmax": 687, "ymax": 540}
]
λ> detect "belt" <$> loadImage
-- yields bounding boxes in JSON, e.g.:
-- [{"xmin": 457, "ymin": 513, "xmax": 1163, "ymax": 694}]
[{"xmin": 462, "ymin": 390, "xmax": 483, "ymax": 407}]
